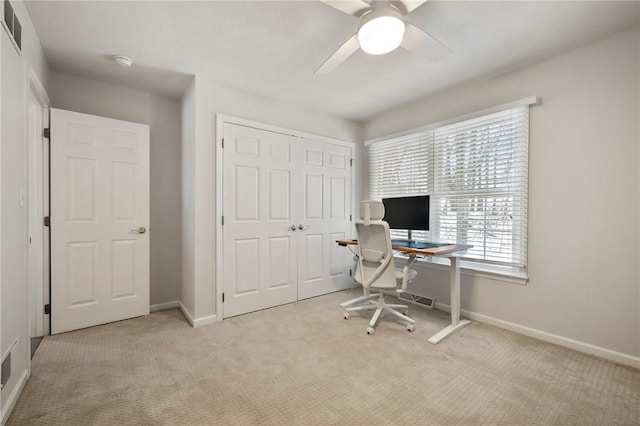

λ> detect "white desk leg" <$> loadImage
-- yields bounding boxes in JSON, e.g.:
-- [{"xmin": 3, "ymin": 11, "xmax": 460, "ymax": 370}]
[{"xmin": 428, "ymin": 256, "xmax": 471, "ymax": 344}]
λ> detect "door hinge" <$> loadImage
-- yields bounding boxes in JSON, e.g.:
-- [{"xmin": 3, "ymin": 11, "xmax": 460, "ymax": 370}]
[
  {"xmin": 221, "ymin": 216, "xmax": 224, "ymax": 226},
  {"xmin": 44, "ymin": 216, "xmax": 50, "ymax": 227},
  {"xmin": 221, "ymin": 138, "xmax": 224, "ymax": 148},
  {"xmin": 350, "ymin": 158, "xmax": 353, "ymax": 167},
  {"xmin": 222, "ymin": 293, "xmax": 225, "ymax": 303},
  {"xmin": 43, "ymin": 128, "xmax": 50, "ymax": 139},
  {"xmin": 349, "ymin": 214, "xmax": 352, "ymax": 222},
  {"xmin": 44, "ymin": 304, "xmax": 50, "ymax": 315},
  {"xmin": 349, "ymin": 269, "xmax": 352, "ymax": 277}
]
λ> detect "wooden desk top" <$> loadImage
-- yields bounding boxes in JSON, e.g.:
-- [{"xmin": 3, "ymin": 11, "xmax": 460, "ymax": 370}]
[{"xmin": 335, "ymin": 239, "xmax": 472, "ymax": 257}]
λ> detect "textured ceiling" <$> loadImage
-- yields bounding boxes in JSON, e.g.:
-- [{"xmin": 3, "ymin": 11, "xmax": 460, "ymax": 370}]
[{"xmin": 25, "ymin": 1, "xmax": 640, "ymax": 121}]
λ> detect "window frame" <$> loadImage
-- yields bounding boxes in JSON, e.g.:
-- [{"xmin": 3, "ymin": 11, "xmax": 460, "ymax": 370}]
[{"xmin": 367, "ymin": 97, "xmax": 537, "ymax": 280}]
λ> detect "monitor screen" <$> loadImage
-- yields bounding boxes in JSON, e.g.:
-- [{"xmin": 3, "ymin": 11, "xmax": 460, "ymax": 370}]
[{"xmin": 382, "ymin": 195, "xmax": 430, "ymax": 231}]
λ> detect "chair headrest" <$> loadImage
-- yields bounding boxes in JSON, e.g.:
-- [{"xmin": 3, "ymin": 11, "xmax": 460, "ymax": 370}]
[{"xmin": 359, "ymin": 200, "xmax": 385, "ymax": 225}]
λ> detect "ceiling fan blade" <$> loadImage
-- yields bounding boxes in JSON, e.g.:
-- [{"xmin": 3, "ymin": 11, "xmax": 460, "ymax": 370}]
[
  {"xmin": 321, "ymin": 0, "xmax": 370, "ymax": 17},
  {"xmin": 315, "ymin": 33, "xmax": 360, "ymax": 74},
  {"xmin": 401, "ymin": 22, "xmax": 451, "ymax": 63},
  {"xmin": 390, "ymin": 0, "xmax": 429, "ymax": 15}
]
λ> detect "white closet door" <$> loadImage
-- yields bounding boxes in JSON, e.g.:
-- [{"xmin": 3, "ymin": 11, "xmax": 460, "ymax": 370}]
[
  {"xmin": 222, "ymin": 124, "xmax": 298, "ymax": 318},
  {"xmin": 51, "ymin": 109, "xmax": 150, "ymax": 334},
  {"xmin": 297, "ymin": 139, "xmax": 352, "ymax": 299},
  {"xmin": 222, "ymin": 122, "xmax": 352, "ymax": 317}
]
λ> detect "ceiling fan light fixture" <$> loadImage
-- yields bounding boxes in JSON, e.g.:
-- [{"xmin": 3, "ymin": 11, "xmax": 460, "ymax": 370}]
[{"xmin": 357, "ymin": 5, "xmax": 405, "ymax": 55}]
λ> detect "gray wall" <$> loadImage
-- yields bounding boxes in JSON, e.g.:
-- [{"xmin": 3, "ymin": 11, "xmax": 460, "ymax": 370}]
[
  {"xmin": 365, "ymin": 27, "xmax": 640, "ymax": 360},
  {"xmin": 0, "ymin": 0, "xmax": 50, "ymax": 419},
  {"xmin": 51, "ymin": 72, "xmax": 182, "ymax": 306},
  {"xmin": 181, "ymin": 75, "xmax": 364, "ymax": 321}
]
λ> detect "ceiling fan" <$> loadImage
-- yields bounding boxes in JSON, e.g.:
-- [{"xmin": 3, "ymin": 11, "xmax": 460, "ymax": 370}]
[{"xmin": 316, "ymin": 0, "xmax": 451, "ymax": 74}]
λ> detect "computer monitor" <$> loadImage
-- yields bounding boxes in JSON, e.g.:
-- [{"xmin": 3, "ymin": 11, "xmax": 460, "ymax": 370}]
[{"xmin": 382, "ymin": 195, "xmax": 430, "ymax": 247}]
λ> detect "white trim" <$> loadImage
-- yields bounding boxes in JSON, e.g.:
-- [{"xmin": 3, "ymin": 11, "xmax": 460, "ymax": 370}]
[
  {"xmin": 192, "ymin": 314, "xmax": 218, "ymax": 328},
  {"xmin": 28, "ymin": 68, "xmax": 50, "ymax": 107},
  {"xmin": 215, "ymin": 113, "xmax": 357, "ymax": 321},
  {"xmin": 216, "ymin": 114, "xmax": 356, "ymax": 148},
  {"xmin": 28, "ymin": 89, "xmax": 45, "ymax": 338},
  {"xmin": 178, "ymin": 302, "xmax": 217, "ymax": 328},
  {"xmin": 215, "ymin": 114, "xmax": 224, "ymax": 323},
  {"xmin": 365, "ymin": 96, "xmax": 539, "ymax": 146},
  {"xmin": 150, "ymin": 301, "xmax": 179, "ymax": 312},
  {"xmin": 178, "ymin": 302, "xmax": 195, "ymax": 326},
  {"xmin": 433, "ymin": 302, "xmax": 640, "ymax": 369},
  {"xmin": 27, "ymin": 67, "xmax": 50, "ymax": 341},
  {"xmin": 1, "ymin": 368, "xmax": 28, "ymax": 425},
  {"xmin": 0, "ymin": 12, "xmax": 2, "ymax": 415}
]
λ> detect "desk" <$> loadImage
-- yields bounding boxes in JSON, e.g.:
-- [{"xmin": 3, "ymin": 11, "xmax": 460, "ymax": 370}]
[{"xmin": 336, "ymin": 239, "xmax": 472, "ymax": 344}]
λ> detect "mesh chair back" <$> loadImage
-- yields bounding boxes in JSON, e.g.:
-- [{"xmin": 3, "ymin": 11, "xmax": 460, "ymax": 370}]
[{"xmin": 355, "ymin": 201, "xmax": 397, "ymax": 289}]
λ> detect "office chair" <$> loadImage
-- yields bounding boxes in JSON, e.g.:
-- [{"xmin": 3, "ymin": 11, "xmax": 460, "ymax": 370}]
[{"xmin": 342, "ymin": 200, "xmax": 416, "ymax": 335}]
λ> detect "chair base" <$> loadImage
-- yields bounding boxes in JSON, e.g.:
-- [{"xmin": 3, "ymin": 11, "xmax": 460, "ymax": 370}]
[
  {"xmin": 339, "ymin": 290, "xmax": 378, "ymax": 308},
  {"xmin": 343, "ymin": 292, "xmax": 415, "ymax": 334}
]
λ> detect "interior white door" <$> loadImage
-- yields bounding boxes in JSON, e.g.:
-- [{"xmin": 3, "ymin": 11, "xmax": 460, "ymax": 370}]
[
  {"xmin": 297, "ymin": 139, "xmax": 352, "ymax": 299},
  {"xmin": 51, "ymin": 108, "xmax": 150, "ymax": 334},
  {"xmin": 222, "ymin": 123, "xmax": 298, "ymax": 318}
]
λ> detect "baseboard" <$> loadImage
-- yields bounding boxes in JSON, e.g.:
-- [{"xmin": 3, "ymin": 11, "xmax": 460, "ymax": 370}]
[
  {"xmin": 193, "ymin": 314, "xmax": 217, "ymax": 328},
  {"xmin": 1, "ymin": 368, "xmax": 29, "ymax": 426},
  {"xmin": 150, "ymin": 301, "xmax": 179, "ymax": 312},
  {"xmin": 434, "ymin": 301, "xmax": 640, "ymax": 369},
  {"xmin": 177, "ymin": 303, "xmax": 217, "ymax": 328},
  {"xmin": 178, "ymin": 302, "xmax": 195, "ymax": 326}
]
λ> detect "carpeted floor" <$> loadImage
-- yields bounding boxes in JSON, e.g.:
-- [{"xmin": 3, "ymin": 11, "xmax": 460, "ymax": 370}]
[{"xmin": 7, "ymin": 289, "xmax": 640, "ymax": 425}]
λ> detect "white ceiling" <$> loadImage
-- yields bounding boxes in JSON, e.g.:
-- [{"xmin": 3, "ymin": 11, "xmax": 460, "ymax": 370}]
[{"xmin": 25, "ymin": 1, "xmax": 640, "ymax": 122}]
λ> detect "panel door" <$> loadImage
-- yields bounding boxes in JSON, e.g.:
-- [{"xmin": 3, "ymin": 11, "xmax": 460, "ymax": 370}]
[
  {"xmin": 222, "ymin": 123, "xmax": 298, "ymax": 318},
  {"xmin": 51, "ymin": 109, "xmax": 150, "ymax": 334},
  {"xmin": 297, "ymin": 139, "xmax": 352, "ymax": 299}
]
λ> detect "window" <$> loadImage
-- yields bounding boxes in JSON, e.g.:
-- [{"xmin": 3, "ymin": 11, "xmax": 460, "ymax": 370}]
[{"xmin": 368, "ymin": 103, "xmax": 531, "ymax": 268}]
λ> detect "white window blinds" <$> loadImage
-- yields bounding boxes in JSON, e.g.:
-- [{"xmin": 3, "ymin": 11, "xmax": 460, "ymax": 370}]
[
  {"xmin": 368, "ymin": 105, "xmax": 530, "ymax": 267},
  {"xmin": 369, "ymin": 132, "xmax": 434, "ymax": 243}
]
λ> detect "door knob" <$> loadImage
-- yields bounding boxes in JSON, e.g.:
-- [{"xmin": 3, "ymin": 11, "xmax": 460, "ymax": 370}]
[
  {"xmin": 132, "ymin": 226, "xmax": 147, "ymax": 234},
  {"xmin": 298, "ymin": 224, "xmax": 310, "ymax": 230},
  {"xmin": 289, "ymin": 225, "xmax": 297, "ymax": 231}
]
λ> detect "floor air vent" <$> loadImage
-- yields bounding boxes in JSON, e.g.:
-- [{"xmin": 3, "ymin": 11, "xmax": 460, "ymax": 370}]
[
  {"xmin": 1, "ymin": 352, "xmax": 10, "ymax": 390},
  {"xmin": 399, "ymin": 293, "xmax": 436, "ymax": 309}
]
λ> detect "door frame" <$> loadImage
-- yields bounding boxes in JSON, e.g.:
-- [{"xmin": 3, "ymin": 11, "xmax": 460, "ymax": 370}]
[
  {"xmin": 27, "ymin": 68, "xmax": 50, "ymax": 338},
  {"xmin": 215, "ymin": 114, "xmax": 356, "ymax": 320}
]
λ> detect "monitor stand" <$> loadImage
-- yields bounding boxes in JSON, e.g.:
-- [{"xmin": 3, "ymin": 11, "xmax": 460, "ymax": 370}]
[
  {"xmin": 391, "ymin": 230, "xmax": 441, "ymax": 250},
  {"xmin": 392, "ymin": 240, "xmax": 429, "ymax": 249},
  {"xmin": 392, "ymin": 230, "xmax": 421, "ymax": 248}
]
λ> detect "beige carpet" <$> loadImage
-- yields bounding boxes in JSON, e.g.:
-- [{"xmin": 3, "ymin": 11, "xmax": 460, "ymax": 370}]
[{"xmin": 8, "ymin": 289, "xmax": 640, "ymax": 425}]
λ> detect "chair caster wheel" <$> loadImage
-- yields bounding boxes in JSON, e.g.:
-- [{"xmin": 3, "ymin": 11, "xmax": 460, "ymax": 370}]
[
  {"xmin": 407, "ymin": 324, "xmax": 416, "ymax": 332},
  {"xmin": 366, "ymin": 327, "xmax": 375, "ymax": 335},
  {"xmin": 344, "ymin": 313, "xmax": 351, "ymax": 320}
]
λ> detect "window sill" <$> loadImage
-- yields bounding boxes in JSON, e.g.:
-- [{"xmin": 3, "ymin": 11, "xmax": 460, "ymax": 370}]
[{"xmin": 394, "ymin": 254, "xmax": 529, "ymax": 286}]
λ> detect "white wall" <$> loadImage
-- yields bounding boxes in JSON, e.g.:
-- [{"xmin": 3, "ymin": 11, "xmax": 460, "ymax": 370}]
[
  {"xmin": 181, "ymin": 75, "xmax": 364, "ymax": 322},
  {"xmin": 50, "ymin": 72, "xmax": 182, "ymax": 307},
  {"xmin": 0, "ymin": 0, "xmax": 49, "ymax": 421},
  {"xmin": 365, "ymin": 28, "xmax": 640, "ymax": 361}
]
